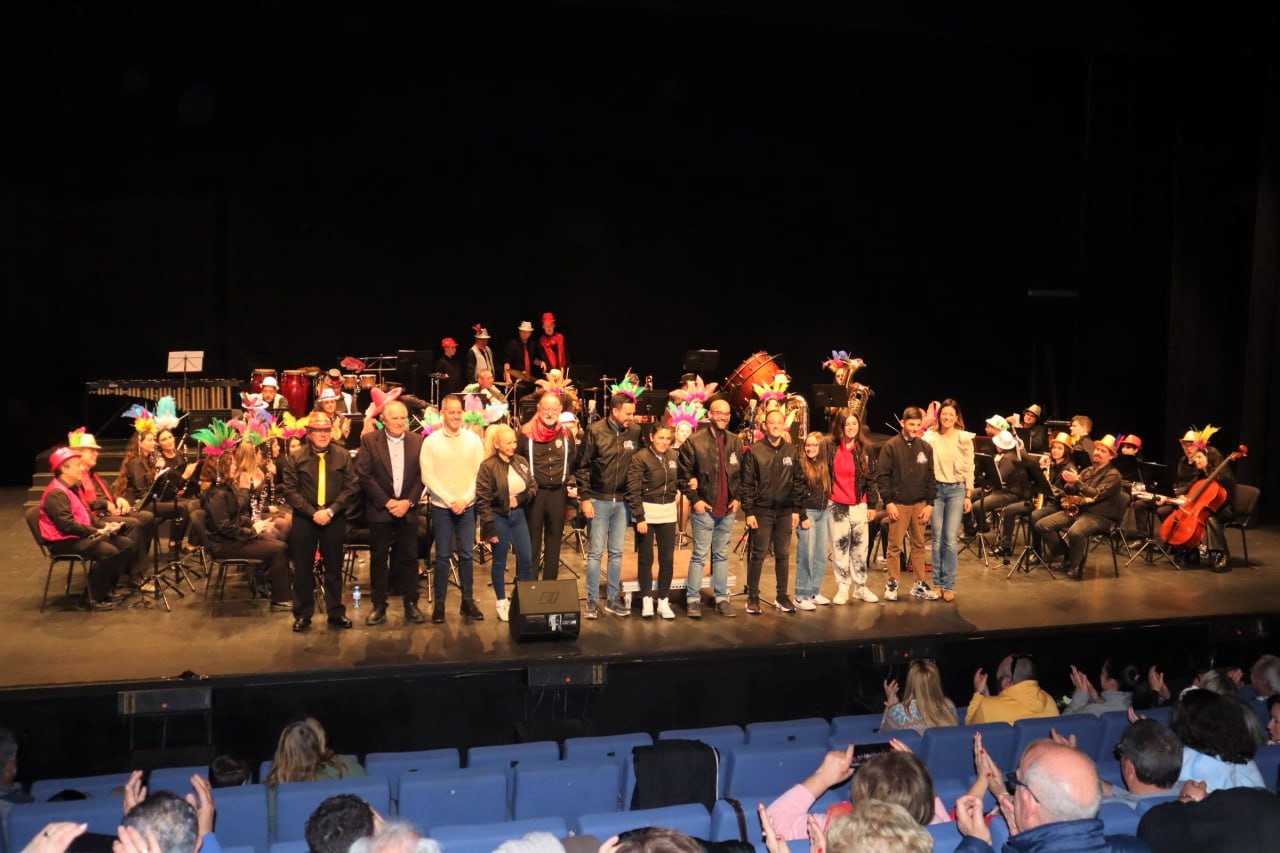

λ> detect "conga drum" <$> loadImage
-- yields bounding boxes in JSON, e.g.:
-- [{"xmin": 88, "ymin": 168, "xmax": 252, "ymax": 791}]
[
  {"xmin": 342, "ymin": 374, "xmax": 358, "ymax": 391},
  {"xmin": 281, "ymin": 370, "xmax": 311, "ymax": 416},
  {"xmin": 723, "ymin": 352, "xmax": 784, "ymax": 416},
  {"xmin": 250, "ymin": 368, "xmax": 276, "ymax": 393},
  {"xmin": 358, "ymin": 373, "xmax": 377, "ymax": 390}
]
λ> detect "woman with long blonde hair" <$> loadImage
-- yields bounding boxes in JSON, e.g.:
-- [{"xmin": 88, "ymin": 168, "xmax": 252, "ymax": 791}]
[
  {"xmin": 264, "ymin": 717, "xmax": 364, "ymax": 832},
  {"xmin": 927, "ymin": 398, "xmax": 973, "ymax": 602},
  {"xmin": 881, "ymin": 659, "xmax": 959, "ymax": 734}
]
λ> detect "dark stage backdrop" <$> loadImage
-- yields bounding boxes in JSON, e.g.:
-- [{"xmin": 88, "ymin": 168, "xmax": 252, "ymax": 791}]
[{"xmin": 6, "ymin": 2, "xmax": 1276, "ymax": 511}]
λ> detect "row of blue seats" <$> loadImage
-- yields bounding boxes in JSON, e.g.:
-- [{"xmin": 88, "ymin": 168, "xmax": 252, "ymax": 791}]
[{"xmin": 22, "ymin": 706, "xmax": 1177, "ymax": 801}]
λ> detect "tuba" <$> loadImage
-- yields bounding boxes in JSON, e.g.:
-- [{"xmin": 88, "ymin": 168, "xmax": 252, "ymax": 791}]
[{"xmin": 834, "ymin": 358, "xmax": 873, "ymax": 425}]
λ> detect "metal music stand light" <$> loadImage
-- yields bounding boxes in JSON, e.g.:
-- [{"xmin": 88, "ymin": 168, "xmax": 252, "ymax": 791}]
[{"xmin": 1008, "ymin": 458, "xmax": 1057, "ymax": 580}]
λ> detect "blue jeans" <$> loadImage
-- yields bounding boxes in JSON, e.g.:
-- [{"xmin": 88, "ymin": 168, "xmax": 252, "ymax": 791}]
[
  {"xmin": 795, "ymin": 507, "xmax": 829, "ymax": 599},
  {"xmin": 432, "ymin": 504, "xmax": 476, "ymax": 602},
  {"xmin": 932, "ymin": 482, "xmax": 966, "ymax": 592},
  {"xmin": 587, "ymin": 498, "xmax": 628, "ymax": 602},
  {"xmin": 688, "ymin": 510, "xmax": 735, "ymax": 600},
  {"xmin": 490, "ymin": 508, "xmax": 532, "ymax": 601}
]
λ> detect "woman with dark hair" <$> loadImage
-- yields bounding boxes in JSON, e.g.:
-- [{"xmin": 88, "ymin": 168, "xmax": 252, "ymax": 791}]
[
  {"xmin": 1172, "ymin": 688, "xmax": 1265, "ymax": 791},
  {"xmin": 826, "ymin": 409, "xmax": 879, "ymax": 605},
  {"xmin": 925, "ymin": 398, "xmax": 972, "ymax": 602},
  {"xmin": 116, "ymin": 429, "xmax": 192, "ymax": 556},
  {"xmin": 1064, "ymin": 659, "xmax": 1142, "ymax": 715},
  {"xmin": 627, "ymin": 423, "xmax": 679, "ymax": 620}
]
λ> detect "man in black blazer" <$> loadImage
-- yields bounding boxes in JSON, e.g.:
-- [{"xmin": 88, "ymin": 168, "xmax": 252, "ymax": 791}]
[
  {"xmin": 356, "ymin": 400, "xmax": 428, "ymax": 626},
  {"xmin": 282, "ymin": 412, "xmax": 361, "ymax": 632}
]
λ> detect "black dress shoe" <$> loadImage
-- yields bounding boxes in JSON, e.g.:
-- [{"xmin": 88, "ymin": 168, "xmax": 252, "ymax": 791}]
[
  {"xmin": 1066, "ymin": 566, "xmax": 1084, "ymax": 580},
  {"xmin": 405, "ymin": 602, "xmax": 427, "ymax": 624},
  {"xmin": 460, "ymin": 598, "xmax": 484, "ymax": 620},
  {"xmin": 366, "ymin": 605, "xmax": 388, "ymax": 626},
  {"xmin": 328, "ymin": 616, "xmax": 354, "ymax": 629},
  {"xmin": 431, "ymin": 601, "xmax": 446, "ymax": 623},
  {"xmin": 292, "ymin": 617, "xmax": 311, "ymax": 633}
]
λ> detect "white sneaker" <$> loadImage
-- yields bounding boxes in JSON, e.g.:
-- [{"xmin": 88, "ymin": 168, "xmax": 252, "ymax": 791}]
[
  {"xmin": 852, "ymin": 585, "xmax": 880, "ymax": 603},
  {"xmin": 657, "ymin": 598, "xmax": 675, "ymax": 620},
  {"xmin": 833, "ymin": 584, "xmax": 850, "ymax": 605},
  {"xmin": 911, "ymin": 581, "xmax": 940, "ymax": 601},
  {"xmin": 796, "ymin": 597, "xmax": 817, "ymax": 611},
  {"xmin": 496, "ymin": 599, "xmax": 510, "ymax": 622},
  {"xmin": 642, "ymin": 597, "xmax": 655, "ymax": 619},
  {"xmin": 814, "ymin": 593, "xmax": 832, "ymax": 606},
  {"xmin": 884, "ymin": 580, "xmax": 899, "ymax": 602}
]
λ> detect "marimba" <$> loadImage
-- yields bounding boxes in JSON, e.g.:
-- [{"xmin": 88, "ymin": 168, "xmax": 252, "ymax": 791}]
[{"xmin": 86, "ymin": 379, "xmax": 239, "ymax": 411}]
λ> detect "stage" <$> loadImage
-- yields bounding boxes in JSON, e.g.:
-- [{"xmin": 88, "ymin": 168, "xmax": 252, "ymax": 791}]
[{"xmin": 5, "ymin": 486, "xmax": 1278, "ymax": 692}]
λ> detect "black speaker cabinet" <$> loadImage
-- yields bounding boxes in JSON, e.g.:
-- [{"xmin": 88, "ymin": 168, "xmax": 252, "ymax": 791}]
[{"xmin": 509, "ymin": 579, "xmax": 581, "ymax": 642}]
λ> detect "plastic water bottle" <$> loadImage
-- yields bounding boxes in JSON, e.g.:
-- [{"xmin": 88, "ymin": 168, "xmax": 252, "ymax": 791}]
[{"xmin": 352, "ymin": 584, "xmax": 362, "ymax": 609}]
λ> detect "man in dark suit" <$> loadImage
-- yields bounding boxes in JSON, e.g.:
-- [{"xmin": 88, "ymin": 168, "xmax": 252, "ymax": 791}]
[
  {"xmin": 282, "ymin": 412, "xmax": 361, "ymax": 632},
  {"xmin": 356, "ymin": 400, "xmax": 428, "ymax": 626}
]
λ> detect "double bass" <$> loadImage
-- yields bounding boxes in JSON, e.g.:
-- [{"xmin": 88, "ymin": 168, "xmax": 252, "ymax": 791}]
[{"xmin": 1160, "ymin": 445, "xmax": 1247, "ymax": 548}]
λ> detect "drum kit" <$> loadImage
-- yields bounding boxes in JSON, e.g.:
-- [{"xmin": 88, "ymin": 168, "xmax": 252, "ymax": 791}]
[{"xmin": 723, "ymin": 351, "xmax": 810, "ymax": 443}]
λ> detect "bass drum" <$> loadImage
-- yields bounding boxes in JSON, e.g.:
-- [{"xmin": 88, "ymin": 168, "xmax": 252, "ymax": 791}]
[
  {"xmin": 723, "ymin": 352, "xmax": 784, "ymax": 416},
  {"xmin": 753, "ymin": 394, "xmax": 809, "ymax": 444}
]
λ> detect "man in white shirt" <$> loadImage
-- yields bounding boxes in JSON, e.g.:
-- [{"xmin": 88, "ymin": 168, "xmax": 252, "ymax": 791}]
[{"xmin": 420, "ymin": 394, "xmax": 486, "ymax": 623}]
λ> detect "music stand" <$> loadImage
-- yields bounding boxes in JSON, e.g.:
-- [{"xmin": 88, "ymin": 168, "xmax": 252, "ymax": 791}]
[
  {"xmin": 1112, "ymin": 454, "xmax": 1141, "ymax": 484},
  {"xmin": 121, "ymin": 470, "xmax": 190, "ymax": 610},
  {"xmin": 811, "ymin": 384, "xmax": 849, "ymax": 411},
  {"xmin": 167, "ymin": 351, "xmax": 205, "ymax": 411},
  {"xmin": 961, "ymin": 453, "xmax": 1000, "ymax": 566},
  {"xmin": 682, "ymin": 349, "xmax": 719, "ymax": 375},
  {"xmin": 1008, "ymin": 457, "xmax": 1057, "ymax": 580},
  {"xmin": 1125, "ymin": 461, "xmax": 1179, "ymax": 569}
]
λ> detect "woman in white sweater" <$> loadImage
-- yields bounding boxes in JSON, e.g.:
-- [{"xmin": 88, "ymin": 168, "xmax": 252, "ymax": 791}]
[{"xmin": 926, "ymin": 398, "xmax": 973, "ymax": 601}]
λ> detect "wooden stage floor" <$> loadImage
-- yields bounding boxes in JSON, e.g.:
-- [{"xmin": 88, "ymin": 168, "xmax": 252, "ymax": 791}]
[{"xmin": 3, "ymin": 487, "xmax": 1277, "ymax": 692}]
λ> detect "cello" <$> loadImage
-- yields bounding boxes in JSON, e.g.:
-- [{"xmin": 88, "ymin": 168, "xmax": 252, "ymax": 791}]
[{"xmin": 1160, "ymin": 445, "xmax": 1247, "ymax": 548}]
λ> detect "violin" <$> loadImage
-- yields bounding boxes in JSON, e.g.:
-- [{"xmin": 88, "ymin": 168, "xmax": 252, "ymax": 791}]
[{"xmin": 1160, "ymin": 445, "xmax": 1247, "ymax": 548}]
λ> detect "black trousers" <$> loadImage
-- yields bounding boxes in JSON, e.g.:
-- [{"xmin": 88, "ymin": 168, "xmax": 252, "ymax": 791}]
[
  {"xmin": 997, "ymin": 500, "xmax": 1033, "ymax": 551},
  {"xmin": 1035, "ymin": 510, "xmax": 1111, "ymax": 570},
  {"xmin": 636, "ymin": 521, "xmax": 675, "ymax": 598},
  {"xmin": 747, "ymin": 508, "xmax": 793, "ymax": 596},
  {"xmin": 526, "ymin": 485, "xmax": 568, "ymax": 580},
  {"xmin": 49, "ymin": 535, "xmax": 134, "ymax": 601},
  {"xmin": 289, "ymin": 514, "xmax": 346, "ymax": 620},
  {"xmin": 212, "ymin": 537, "xmax": 291, "ymax": 603},
  {"xmin": 102, "ymin": 510, "xmax": 156, "ymax": 575},
  {"xmin": 369, "ymin": 514, "xmax": 420, "ymax": 608}
]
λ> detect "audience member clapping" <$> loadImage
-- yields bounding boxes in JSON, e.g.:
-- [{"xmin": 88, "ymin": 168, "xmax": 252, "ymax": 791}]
[
  {"xmin": 966, "ymin": 655, "xmax": 1058, "ymax": 724},
  {"xmin": 881, "ymin": 660, "xmax": 959, "ymax": 735},
  {"xmin": 1064, "ymin": 660, "xmax": 1141, "ymax": 716},
  {"xmin": 954, "ymin": 740, "xmax": 1133, "ymax": 851}
]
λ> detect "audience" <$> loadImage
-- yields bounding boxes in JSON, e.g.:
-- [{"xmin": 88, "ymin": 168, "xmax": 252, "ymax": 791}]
[
  {"xmin": 1101, "ymin": 719, "xmax": 1183, "ymax": 807},
  {"xmin": 1138, "ymin": 780, "xmax": 1280, "ymax": 851},
  {"xmin": 1171, "ymin": 688, "xmax": 1265, "ymax": 791},
  {"xmin": 881, "ymin": 659, "xmax": 959, "ymax": 735},
  {"xmin": 1065, "ymin": 660, "xmax": 1141, "ymax": 716},
  {"xmin": 825, "ymin": 802, "xmax": 932, "ymax": 853},
  {"xmin": 611, "ymin": 827, "xmax": 701, "ymax": 853},
  {"xmin": 348, "ymin": 821, "xmax": 439, "ymax": 853},
  {"xmin": 265, "ymin": 718, "xmax": 365, "ymax": 832},
  {"xmin": 1, "ymin": 726, "xmax": 33, "ymax": 841},
  {"xmin": 1267, "ymin": 695, "xmax": 1280, "ymax": 745},
  {"xmin": 954, "ymin": 740, "xmax": 1141, "ymax": 851},
  {"xmin": 966, "ymin": 655, "xmax": 1059, "ymax": 724},
  {"xmin": 766, "ymin": 745, "xmax": 947, "ymax": 840},
  {"xmin": 208, "ymin": 756, "xmax": 250, "ymax": 789},
  {"xmin": 305, "ymin": 794, "xmax": 377, "ymax": 853}
]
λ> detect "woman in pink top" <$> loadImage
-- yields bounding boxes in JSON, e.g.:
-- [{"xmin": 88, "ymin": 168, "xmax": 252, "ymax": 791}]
[{"xmin": 826, "ymin": 409, "xmax": 879, "ymax": 604}]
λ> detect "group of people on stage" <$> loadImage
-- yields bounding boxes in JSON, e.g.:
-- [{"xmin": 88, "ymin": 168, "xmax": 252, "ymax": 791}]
[{"xmin": 38, "ymin": 322, "xmax": 1241, "ymax": 620}]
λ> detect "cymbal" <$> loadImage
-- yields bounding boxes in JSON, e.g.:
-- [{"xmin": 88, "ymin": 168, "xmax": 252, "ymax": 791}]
[
  {"xmin": 507, "ymin": 369, "xmax": 534, "ymax": 382},
  {"xmin": 580, "ymin": 386, "xmax": 600, "ymax": 393},
  {"xmin": 492, "ymin": 380, "xmax": 512, "ymax": 387},
  {"xmin": 428, "ymin": 372, "xmax": 448, "ymax": 379},
  {"xmin": 599, "ymin": 376, "xmax": 616, "ymax": 383}
]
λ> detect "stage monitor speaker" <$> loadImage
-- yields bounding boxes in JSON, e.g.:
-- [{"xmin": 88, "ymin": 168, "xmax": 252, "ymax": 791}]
[{"xmin": 509, "ymin": 579, "xmax": 580, "ymax": 642}]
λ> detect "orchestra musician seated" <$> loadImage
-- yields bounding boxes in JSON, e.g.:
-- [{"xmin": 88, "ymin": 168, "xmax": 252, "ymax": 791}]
[
  {"xmin": 200, "ymin": 452, "xmax": 293, "ymax": 610},
  {"xmin": 1034, "ymin": 434, "xmax": 1126, "ymax": 580}
]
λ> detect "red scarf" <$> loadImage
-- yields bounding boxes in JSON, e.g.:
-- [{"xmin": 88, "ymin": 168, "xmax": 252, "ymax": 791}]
[{"xmin": 524, "ymin": 418, "xmax": 558, "ymax": 443}]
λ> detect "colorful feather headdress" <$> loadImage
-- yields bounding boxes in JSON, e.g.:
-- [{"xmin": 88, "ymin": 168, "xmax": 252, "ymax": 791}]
[
  {"xmin": 609, "ymin": 372, "xmax": 644, "ymax": 402},
  {"xmin": 278, "ymin": 412, "xmax": 308, "ymax": 440},
  {"xmin": 1191, "ymin": 424, "xmax": 1220, "ymax": 451},
  {"xmin": 155, "ymin": 396, "xmax": 184, "ymax": 432},
  {"xmin": 822, "ymin": 351, "xmax": 866, "ymax": 377},
  {"xmin": 240, "ymin": 392, "xmax": 269, "ymax": 420},
  {"xmin": 669, "ymin": 375, "xmax": 717, "ymax": 406},
  {"xmin": 667, "ymin": 401, "xmax": 704, "ymax": 432},
  {"xmin": 753, "ymin": 373, "xmax": 790, "ymax": 404},
  {"xmin": 461, "ymin": 394, "xmax": 490, "ymax": 428},
  {"xmin": 190, "ymin": 419, "xmax": 240, "ymax": 456},
  {"xmin": 416, "ymin": 409, "xmax": 443, "ymax": 437},
  {"xmin": 122, "ymin": 404, "xmax": 156, "ymax": 435}
]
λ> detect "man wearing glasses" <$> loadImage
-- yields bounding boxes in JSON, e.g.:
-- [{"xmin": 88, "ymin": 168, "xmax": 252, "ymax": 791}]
[
  {"xmin": 966, "ymin": 654, "xmax": 1059, "ymax": 724},
  {"xmin": 954, "ymin": 741, "xmax": 1127, "ymax": 850}
]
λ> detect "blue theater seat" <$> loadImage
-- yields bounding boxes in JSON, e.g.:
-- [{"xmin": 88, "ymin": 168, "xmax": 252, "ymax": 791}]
[
  {"xmin": 212, "ymin": 783, "xmax": 270, "ymax": 853},
  {"xmin": 721, "ymin": 744, "xmax": 828, "ymax": 800},
  {"xmin": 364, "ymin": 749, "xmax": 461, "ymax": 799},
  {"xmin": 1012, "ymin": 715, "xmax": 1103, "ymax": 763},
  {"xmin": 273, "ymin": 775, "xmax": 391, "ymax": 842},
  {"xmin": 745, "ymin": 718, "xmax": 831, "ymax": 746},
  {"xmin": 397, "ymin": 767, "xmax": 509, "ymax": 829},
  {"xmin": 512, "ymin": 759, "xmax": 623, "ymax": 821},
  {"xmin": 576, "ymin": 803, "xmax": 711, "ymax": 839},
  {"xmin": 30, "ymin": 773, "xmax": 131, "ymax": 802},
  {"xmin": 920, "ymin": 724, "xmax": 1015, "ymax": 783},
  {"xmin": 8, "ymin": 799, "xmax": 124, "ymax": 848}
]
